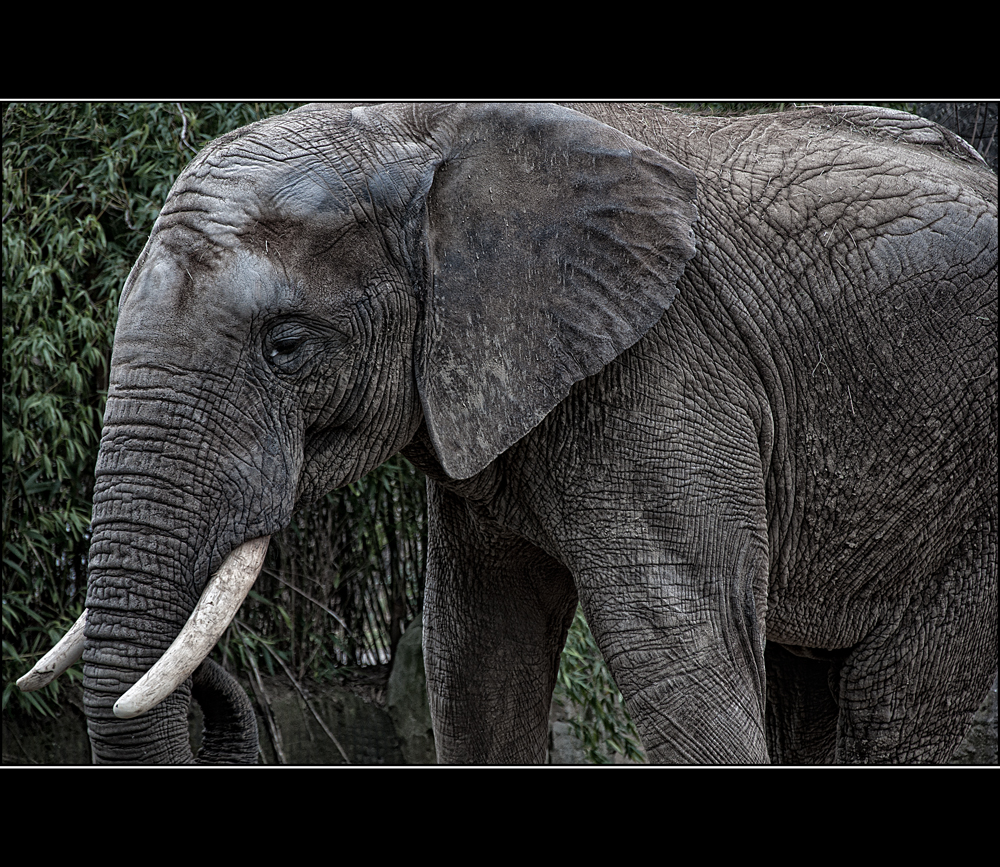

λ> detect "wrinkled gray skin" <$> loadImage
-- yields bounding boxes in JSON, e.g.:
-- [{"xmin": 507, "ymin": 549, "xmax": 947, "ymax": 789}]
[{"xmin": 76, "ymin": 103, "xmax": 996, "ymax": 763}]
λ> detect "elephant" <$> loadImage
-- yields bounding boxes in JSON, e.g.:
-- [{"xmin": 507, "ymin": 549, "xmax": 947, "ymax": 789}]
[{"xmin": 18, "ymin": 102, "xmax": 997, "ymax": 764}]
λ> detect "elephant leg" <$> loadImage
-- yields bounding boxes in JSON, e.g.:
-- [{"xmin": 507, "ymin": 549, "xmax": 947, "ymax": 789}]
[
  {"xmin": 558, "ymin": 397, "xmax": 773, "ymax": 761},
  {"xmin": 764, "ymin": 642, "xmax": 839, "ymax": 764},
  {"xmin": 423, "ymin": 481, "xmax": 578, "ymax": 764},
  {"xmin": 576, "ymin": 555, "xmax": 771, "ymax": 764},
  {"xmin": 835, "ymin": 520, "xmax": 997, "ymax": 763}
]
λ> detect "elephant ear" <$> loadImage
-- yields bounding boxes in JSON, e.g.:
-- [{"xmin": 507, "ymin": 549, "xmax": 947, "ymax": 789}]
[{"xmin": 415, "ymin": 103, "xmax": 698, "ymax": 479}]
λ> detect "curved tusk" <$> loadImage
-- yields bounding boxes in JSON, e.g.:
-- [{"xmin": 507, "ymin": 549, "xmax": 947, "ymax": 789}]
[
  {"xmin": 17, "ymin": 611, "xmax": 87, "ymax": 692},
  {"xmin": 113, "ymin": 536, "xmax": 270, "ymax": 720}
]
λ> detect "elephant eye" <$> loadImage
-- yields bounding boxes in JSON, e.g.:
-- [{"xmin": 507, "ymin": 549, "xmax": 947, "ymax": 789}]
[
  {"xmin": 270, "ymin": 336, "xmax": 301, "ymax": 358},
  {"xmin": 266, "ymin": 327, "xmax": 307, "ymax": 368}
]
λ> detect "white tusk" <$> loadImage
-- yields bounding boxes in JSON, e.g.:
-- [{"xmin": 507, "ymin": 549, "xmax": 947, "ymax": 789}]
[
  {"xmin": 17, "ymin": 611, "xmax": 87, "ymax": 692},
  {"xmin": 113, "ymin": 536, "xmax": 270, "ymax": 720}
]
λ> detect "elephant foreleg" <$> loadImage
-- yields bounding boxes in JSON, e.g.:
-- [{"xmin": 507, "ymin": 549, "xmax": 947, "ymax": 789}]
[
  {"xmin": 570, "ymin": 514, "xmax": 772, "ymax": 763},
  {"xmin": 422, "ymin": 481, "xmax": 578, "ymax": 764},
  {"xmin": 580, "ymin": 574, "xmax": 771, "ymax": 763}
]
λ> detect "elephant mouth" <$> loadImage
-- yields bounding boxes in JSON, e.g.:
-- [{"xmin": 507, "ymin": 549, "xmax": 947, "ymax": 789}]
[{"xmin": 17, "ymin": 535, "xmax": 270, "ymax": 719}]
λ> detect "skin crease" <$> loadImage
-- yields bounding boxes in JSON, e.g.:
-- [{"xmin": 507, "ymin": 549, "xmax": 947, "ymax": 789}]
[{"xmin": 71, "ymin": 102, "xmax": 996, "ymax": 764}]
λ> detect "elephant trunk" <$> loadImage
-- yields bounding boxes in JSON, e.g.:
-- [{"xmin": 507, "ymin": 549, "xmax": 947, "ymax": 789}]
[
  {"xmin": 47, "ymin": 304, "xmax": 295, "ymax": 762},
  {"xmin": 84, "ymin": 657, "xmax": 195, "ymax": 763},
  {"xmin": 111, "ymin": 536, "xmax": 269, "ymax": 720},
  {"xmin": 82, "ymin": 535, "xmax": 268, "ymax": 763},
  {"xmin": 18, "ymin": 537, "xmax": 270, "ymax": 762},
  {"xmin": 20, "ymin": 386, "xmax": 275, "ymax": 763},
  {"xmin": 190, "ymin": 657, "xmax": 260, "ymax": 763}
]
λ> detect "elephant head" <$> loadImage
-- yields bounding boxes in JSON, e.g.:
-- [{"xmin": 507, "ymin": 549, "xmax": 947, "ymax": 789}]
[{"xmin": 20, "ymin": 103, "xmax": 698, "ymax": 762}]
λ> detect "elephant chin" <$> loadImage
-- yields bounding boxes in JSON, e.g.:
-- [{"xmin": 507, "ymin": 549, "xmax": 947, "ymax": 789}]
[{"xmin": 18, "ymin": 536, "xmax": 270, "ymax": 760}]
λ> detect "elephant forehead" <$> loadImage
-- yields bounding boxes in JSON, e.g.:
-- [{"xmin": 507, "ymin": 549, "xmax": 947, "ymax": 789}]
[
  {"xmin": 160, "ymin": 153, "xmax": 359, "ymax": 250},
  {"xmin": 117, "ymin": 247, "xmax": 293, "ymax": 346},
  {"xmin": 260, "ymin": 159, "xmax": 365, "ymax": 219}
]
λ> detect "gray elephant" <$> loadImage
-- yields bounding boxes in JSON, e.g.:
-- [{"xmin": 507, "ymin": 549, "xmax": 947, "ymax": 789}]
[{"xmin": 19, "ymin": 102, "xmax": 997, "ymax": 764}]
